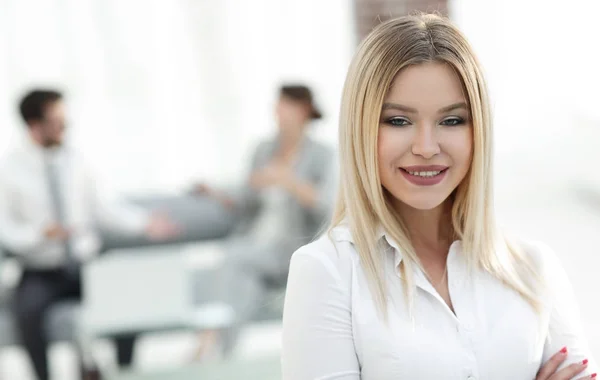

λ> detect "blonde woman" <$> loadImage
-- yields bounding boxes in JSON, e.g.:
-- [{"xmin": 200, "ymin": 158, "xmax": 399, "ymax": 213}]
[{"xmin": 281, "ymin": 14, "xmax": 596, "ymax": 380}]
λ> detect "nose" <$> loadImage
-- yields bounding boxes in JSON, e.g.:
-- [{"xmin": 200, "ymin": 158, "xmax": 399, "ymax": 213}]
[{"xmin": 411, "ymin": 124, "xmax": 440, "ymax": 159}]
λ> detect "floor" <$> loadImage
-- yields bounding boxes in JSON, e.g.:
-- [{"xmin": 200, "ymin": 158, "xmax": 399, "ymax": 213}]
[{"xmin": 0, "ymin": 321, "xmax": 283, "ymax": 380}]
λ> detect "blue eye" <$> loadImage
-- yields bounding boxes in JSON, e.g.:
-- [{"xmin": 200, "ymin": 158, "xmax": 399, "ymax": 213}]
[
  {"xmin": 386, "ymin": 117, "xmax": 411, "ymax": 127},
  {"xmin": 440, "ymin": 117, "xmax": 465, "ymax": 126}
]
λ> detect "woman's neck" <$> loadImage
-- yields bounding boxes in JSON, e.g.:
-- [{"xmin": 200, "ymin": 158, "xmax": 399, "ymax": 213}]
[{"xmin": 277, "ymin": 129, "xmax": 305, "ymax": 156}]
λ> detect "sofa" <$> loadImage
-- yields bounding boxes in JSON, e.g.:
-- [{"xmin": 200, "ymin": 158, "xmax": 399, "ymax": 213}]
[{"xmin": 0, "ymin": 195, "xmax": 236, "ymax": 350}]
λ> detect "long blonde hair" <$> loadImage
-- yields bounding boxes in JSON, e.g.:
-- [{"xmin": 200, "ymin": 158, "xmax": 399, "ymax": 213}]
[{"xmin": 330, "ymin": 14, "xmax": 541, "ymax": 317}]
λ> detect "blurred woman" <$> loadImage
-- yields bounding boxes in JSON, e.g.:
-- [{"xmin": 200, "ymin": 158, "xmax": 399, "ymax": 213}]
[
  {"xmin": 194, "ymin": 84, "xmax": 336, "ymax": 358},
  {"xmin": 281, "ymin": 15, "xmax": 596, "ymax": 380}
]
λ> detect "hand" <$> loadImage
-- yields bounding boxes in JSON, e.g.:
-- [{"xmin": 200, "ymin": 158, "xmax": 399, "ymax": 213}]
[
  {"xmin": 250, "ymin": 163, "xmax": 293, "ymax": 190},
  {"xmin": 192, "ymin": 182, "xmax": 211, "ymax": 195},
  {"xmin": 144, "ymin": 213, "xmax": 182, "ymax": 241},
  {"xmin": 536, "ymin": 347, "xmax": 595, "ymax": 380},
  {"xmin": 191, "ymin": 182, "xmax": 235, "ymax": 209},
  {"xmin": 44, "ymin": 223, "xmax": 69, "ymax": 241}
]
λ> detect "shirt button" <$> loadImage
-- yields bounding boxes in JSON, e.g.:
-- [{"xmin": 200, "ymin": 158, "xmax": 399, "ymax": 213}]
[{"xmin": 467, "ymin": 376, "xmax": 476, "ymax": 380}]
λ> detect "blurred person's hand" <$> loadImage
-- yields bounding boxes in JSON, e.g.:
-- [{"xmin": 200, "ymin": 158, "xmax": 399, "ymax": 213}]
[
  {"xmin": 250, "ymin": 162, "xmax": 293, "ymax": 190},
  {"xmin": 192, "ymin": 183, "xmax": 211, "ymax": 195},
  {"xmin": 191, "ymin": 182, "xmax": 235, "ymax": 209},
  {"xmin": 144, "ymin": 213, "xmax": 182, "ymax": 241},
  {"xmin": 44, "ymin": 223, "xmax": 70, "ymax": 241},
  {"xmin": 536, "ymin": 347, "xmax": 594, "ymax": 380}
]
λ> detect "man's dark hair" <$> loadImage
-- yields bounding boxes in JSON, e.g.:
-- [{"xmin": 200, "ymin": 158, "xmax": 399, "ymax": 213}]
[{"xmin": 19, "ymin": 89, "xmax": 63, "ymax": 125}]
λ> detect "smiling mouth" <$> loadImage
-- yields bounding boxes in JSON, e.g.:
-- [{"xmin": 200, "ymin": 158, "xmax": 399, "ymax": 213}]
[{"xmin": 400, "ymin": 168, "xmax": 449, "ymax": 178}]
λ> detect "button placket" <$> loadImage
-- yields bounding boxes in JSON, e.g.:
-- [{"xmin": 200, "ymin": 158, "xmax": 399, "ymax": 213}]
[
  {"xmin": 461, "ymin": 358, "xmax": 480, "ymax": 380},
  {"xmin": 449, "ymin": 261, "xmax": 478, "ymax": 335},
  {"xmin": 451, "ymin": 256, "xmax": 480, "ymax": 380}
]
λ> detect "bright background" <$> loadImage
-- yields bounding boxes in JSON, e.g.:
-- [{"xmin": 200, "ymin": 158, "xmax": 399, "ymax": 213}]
[{"xmin": 0, "ymin": 0, "xmax": 598, "ymax": 378}]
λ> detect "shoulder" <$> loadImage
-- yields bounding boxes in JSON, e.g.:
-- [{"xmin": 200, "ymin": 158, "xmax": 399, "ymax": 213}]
[
  {"xmin": 251, "ymin": 139, "xmax": 275, "ymax": 164},
  {"xmin": 290, "ymin": 226, "xmax": 358, "ymax": 285},
  {"xmin": 516, "ymin": 238, "xmax": 563, "ymax": 277},
  {"xmin": 63, "ymin": 148, "xmax": 95, "ymax": 175},
  {"xmin": 306, "ymin": 138, "xmax": 334, "ymax": 158},
  {"xmin": 509, "ymin": 237, "xmax": 569, "ymax": 299},
  {"xmin": 0, "ymin": 150, "xmax": 16, "ymax": 171},
  {"xmin": 0, "ymin": 148, "xmax": 27, "ymax": 180},
  {"xmin": 64, "ymin": 146, "xmax": 85, "ymax": 160},
  {"xmin": 255, "ymin": 139, "xmax": 273, "ymax": 152}
]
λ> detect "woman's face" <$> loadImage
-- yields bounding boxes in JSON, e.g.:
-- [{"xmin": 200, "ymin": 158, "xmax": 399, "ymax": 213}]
[
  {"xmin": 276, "ymin": 95, "xmax": 310, "ymax": 134},
  {"xmin": 377, "ymin": 62, "xmax": 473, "ymax": 211}
]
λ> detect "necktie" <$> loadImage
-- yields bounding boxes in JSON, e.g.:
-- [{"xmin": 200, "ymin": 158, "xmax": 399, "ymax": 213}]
[{"xmin": 45, "ymin": 156, "xmax": 78, "ymax": 274}]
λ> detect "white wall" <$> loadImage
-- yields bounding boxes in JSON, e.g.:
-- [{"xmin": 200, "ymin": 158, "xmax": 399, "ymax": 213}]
[
  {"xmin": 0, "ymin": 0, "xmax": 354, "ymax": 195},
  {"xmin": 450, "ymin": 0, "xmax": 600, "ymax": 193},
  {"xmin": 3, "ymin": 0, "xmax": 599, "ymax": 195}
]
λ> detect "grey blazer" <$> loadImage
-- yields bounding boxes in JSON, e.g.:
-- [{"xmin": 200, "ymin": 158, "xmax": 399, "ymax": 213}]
[{"xmin": 228, "ymin": 136, "xmax": 337, "ymax": 248}]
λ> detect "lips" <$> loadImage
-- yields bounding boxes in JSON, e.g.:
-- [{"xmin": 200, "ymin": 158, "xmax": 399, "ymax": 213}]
[{"xmin": 399, "ymin": 165, "xmax": 449, "ymax": 186}]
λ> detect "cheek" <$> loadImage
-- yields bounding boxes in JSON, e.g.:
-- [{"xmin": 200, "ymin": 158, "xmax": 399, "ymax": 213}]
[
  {"xmin": 445, "ymin": 130, "xmax": 473, "ymax": 174},
  {"xmin": 376, "ymin": 134, "xmax": 387, "ymax": 169},
  {"xmin": 51, "ymin": 126, "xmax": 64, "ymax": 136},
  {"xmin": 279, "ymin": 106, "xmax": 304, "ymax": 124},
  {"xmin": 292, "ymin": 109, "xmax": 304, "ymax": 121},
  {"xmin": 377, "ymin": 128, "xmax": 415, "ymax": 194},
  {"xmin": 377, "ymin": 128, "xmax": 410, "ymax": 170},
  {"xmin": 377, "ymin": 134, "xmax": 394, "ymax": 181},
  {"xmin": 276, "ymin": 106, "xmax": 287, "ymax": 120}
]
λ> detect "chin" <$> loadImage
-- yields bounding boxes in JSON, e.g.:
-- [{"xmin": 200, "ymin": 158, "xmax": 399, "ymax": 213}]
[{"xmin": 392, "ymin": 192, "xmax": 449, "ymax": 211}]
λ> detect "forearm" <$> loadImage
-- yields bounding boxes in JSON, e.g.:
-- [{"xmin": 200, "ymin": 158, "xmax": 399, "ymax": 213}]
[
  {"xmin": 0, "ymin": 218, "xmax": 46, "ymax": 253},
  {"xmin": 209, "ymin": 188, "xmax": 236, "ymax": 209}
]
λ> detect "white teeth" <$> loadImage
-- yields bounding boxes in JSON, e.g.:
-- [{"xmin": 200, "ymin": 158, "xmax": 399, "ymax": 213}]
[{"xmin": 407, "ymin": 170, "xmax": 442, "ymax": 177}]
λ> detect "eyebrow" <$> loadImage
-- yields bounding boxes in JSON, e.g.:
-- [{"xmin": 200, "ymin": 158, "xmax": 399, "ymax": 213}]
[
  {"xmin": 439, "ymin": 102, "xmax": 468, "ymax": 113},
  {"xmin": 381, "ymin": 102, "xmax": 468, "ymax": 114}
]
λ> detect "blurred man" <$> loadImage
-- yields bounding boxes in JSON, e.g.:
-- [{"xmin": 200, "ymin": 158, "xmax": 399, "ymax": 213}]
[{"xmin": 0, "ymin": 89, "xmax": 179, "ymax": 380}]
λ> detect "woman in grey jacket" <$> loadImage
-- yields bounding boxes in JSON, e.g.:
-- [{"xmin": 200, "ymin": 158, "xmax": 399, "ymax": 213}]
[{"xmin": 193, "ymin": 85, "xmax": 337, "ymax": 358}]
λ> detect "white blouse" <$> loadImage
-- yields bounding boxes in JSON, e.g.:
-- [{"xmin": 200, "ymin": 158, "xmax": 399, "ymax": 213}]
[{"xmin": 281, "ymin": 225, "xmax": 597, "ymax": 380}]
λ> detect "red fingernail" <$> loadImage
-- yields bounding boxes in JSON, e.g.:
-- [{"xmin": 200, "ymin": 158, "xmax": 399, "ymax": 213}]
[
  {"xmin": 582, "ymin": 359, "xmax": 589, "ymax": 365},
  {"xmin": 591, "ymin": 374, "xmax": 596, "ymax": 378},
  {"xmin": 560, "ymin": 346, "xmax": 568, "ymax": 354}
]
